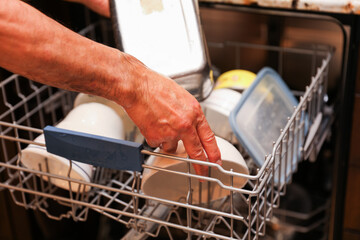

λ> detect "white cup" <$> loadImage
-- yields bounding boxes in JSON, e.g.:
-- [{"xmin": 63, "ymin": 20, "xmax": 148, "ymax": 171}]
[
  {"xmin": 74, "ymin": 93, "xmax": 144, "ymax": 143},
  {"xmin": 141, "ymin": 136, "xmax": 249, "ymax": 204},
  {"xmin": 200, "ymin": 88, "xmax": 242, "ymax": 144},
  {"xmin": 20, "ymin": 102, "xmax": 125, "ymax": 192}
]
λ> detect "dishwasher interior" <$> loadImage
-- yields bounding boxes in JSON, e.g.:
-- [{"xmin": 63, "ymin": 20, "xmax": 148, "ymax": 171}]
[{"xmin": 0, "ymin": 3, "xmax": 346, "ymax": 240}]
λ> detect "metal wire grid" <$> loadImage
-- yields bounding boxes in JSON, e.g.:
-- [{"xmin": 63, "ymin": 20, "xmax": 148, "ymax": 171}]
[
  {"xmin": 272, "ymin": 199, "xmax": 331, "ymax": 238},
  {"xmin": 0, "ymin": 20, "xmax": 333, "ymax": 239}
]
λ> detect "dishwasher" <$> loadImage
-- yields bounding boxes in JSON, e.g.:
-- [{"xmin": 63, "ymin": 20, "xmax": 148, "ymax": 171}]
[{"xmin": 0, "ymin": 2, "xmax": 348, "ymax": 240}]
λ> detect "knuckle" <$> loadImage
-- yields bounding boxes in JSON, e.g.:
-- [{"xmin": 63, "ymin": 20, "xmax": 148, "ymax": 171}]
[
  {"xmin": 206, "ymin": 143, "xmax": 222, "ymax": 162},
  {"xmin": 203, "ymin": 130, "xmax": 216, "ymax": 143},
  {"xmin": 163, "ymin": 145, "xmax": 177, "ymax": 153},
  {"xmin": 144, "ymin": 134, "xmax": 161, "ymax": 148},
  {"xmin": 189, "ymin": 148, "xmax": 205, "ymax": 160},
  {"xmin": 192, "ymin": 101, "xmax": 202, "ymax": 113},
  {"xmin": 178, "ymin": 119, "xmax": 193, "ymax": 131},
  {"xmin": 163, "ymin": 147, "xmax": 174, "ymax": 153},
  {"xmin": 211, "ymin": 150, "xmax": 222, "ymax": 162},
  {"xmin": 198, "ymin": 113, "xmax": 206, "ymax": 123}
]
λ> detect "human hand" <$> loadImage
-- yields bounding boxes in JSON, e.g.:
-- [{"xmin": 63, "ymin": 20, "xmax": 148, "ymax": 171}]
[
  {"xmin": 117, "ymin": 55, "xmax": 222, "ymax": 176},
  {"xmin": 0, "ymin": 0, "xmax": 219, "ymax": 176},
  {"xmin": 65, "ymin": 0, "xmax": 110, "ymax": 17}
]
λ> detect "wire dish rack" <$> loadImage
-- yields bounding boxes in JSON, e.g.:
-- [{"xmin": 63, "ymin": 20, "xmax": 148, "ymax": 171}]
[{"xmin": 0, "ymin": 20, "xmax": 333, "ymax": 240}]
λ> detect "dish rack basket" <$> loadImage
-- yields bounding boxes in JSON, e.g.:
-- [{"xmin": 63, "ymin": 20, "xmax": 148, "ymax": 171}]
[{"xmin": 0, "ymin": 20, "xmax": 333, "ymax": 240}]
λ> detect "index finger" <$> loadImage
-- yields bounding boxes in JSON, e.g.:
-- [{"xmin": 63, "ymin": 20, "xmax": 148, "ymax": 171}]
[
  {"xmin": 197, "ymin": 117, "xmax": 222, "ymax": 165},
  {"xmin": 181, "ymin": 127, "xmax": 208, "ymax": 177}
]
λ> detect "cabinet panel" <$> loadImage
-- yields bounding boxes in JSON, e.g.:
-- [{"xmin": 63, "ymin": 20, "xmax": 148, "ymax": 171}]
[
  {"xmin": 0, "ymin": 192, "xmax": 13, "ymax": 240},
  {"xmin": 356, "ymin": 47, "xmax": 360, "ymax": 94},
  {"xmin": 343, "ymin": 230, "xmax": 360, "ymax": 240},
  {"xmin": 349, "ymin": 96, "xmax": 360, "ymax": 167},
  {"xmin": 343, "ymin": 166, "xmax": 360, "ymax": 231},
  {"xmin": 0, "ymin": 191, "xmax": 33, "ymax": 240}
]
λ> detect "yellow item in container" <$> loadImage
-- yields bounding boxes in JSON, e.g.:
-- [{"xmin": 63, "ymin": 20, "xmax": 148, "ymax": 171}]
[{"xmin": 215, "ymin": 69, "xmax": 257, "ymax": 91}]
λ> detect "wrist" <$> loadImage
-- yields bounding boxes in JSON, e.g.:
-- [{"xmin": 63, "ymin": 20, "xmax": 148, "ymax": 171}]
[{"xmin": 102, "ymin": 50, "xmax": 146, "ymax": 109}]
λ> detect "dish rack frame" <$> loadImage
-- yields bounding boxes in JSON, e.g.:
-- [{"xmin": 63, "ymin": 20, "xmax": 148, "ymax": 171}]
[{"xmin": 0, "ymin": 20, "xmax": 333, "ymax": 240}]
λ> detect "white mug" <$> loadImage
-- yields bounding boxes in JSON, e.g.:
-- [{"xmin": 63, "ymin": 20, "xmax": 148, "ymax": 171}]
[
  {"xmin": 20, "ymin": 102, "xmax": 125, "ymax": 192},
  {"xmin": 74, "ymin": 93, "xmax": 144, "ymax": 143},
  {"xmin": 141, "ymin": 136, "xmax": 249, "ymax": 204}
]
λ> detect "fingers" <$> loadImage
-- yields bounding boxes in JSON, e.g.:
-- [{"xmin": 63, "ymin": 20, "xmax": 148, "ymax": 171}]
[
  {"xmin": 146, "ymin": 139, "xmax": 161, "ymax": 149},
  {"xmin": 181, "ymin": 127, "xmax": 208, "ymax": 177},
  {"xmin": 196, "ymin": 117, "xmax": 222, "ymax": 165},
  {"xmin": 161, "ymin": 141, "xmax": 178, "ymax": 153}
]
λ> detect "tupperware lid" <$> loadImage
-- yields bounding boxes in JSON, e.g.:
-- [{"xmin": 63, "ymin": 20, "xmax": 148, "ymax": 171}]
[{"xmin": 229, "ymin": 67, "xmax": 298, "ymax": 184}]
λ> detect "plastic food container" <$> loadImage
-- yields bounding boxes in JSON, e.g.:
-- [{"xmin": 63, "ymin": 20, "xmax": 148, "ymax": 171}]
[{"xmin": 229, "ymin": 67, "xmax": 299, "ymax": 184}]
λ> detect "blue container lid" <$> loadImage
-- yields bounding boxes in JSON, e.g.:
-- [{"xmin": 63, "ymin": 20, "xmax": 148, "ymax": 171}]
[{"xmin": 229, "ymin": 67, "xmax": 299, "ymax": 184}]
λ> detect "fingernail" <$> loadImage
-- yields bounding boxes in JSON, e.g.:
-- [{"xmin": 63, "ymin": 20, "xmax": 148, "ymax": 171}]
[{"xmin": 216, "ymin": 159, "xmax": 222, "ymax": 166}]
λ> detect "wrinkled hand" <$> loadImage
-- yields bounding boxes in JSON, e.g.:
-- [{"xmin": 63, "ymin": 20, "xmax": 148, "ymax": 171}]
[
  {"xmin": 65, "ymin": 0, "xmax": 110, "ymax": 17},
  {"xmin": 1, "ymin": 0, "xmax": 219, "ymax": 176},
  {"xmin": 120, "ymin": 56, "xmax": 222, "ymax": 176}
]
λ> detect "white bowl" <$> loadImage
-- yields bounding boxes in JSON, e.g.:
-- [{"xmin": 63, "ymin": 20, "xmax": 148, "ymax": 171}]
[
  {"xmin": 74, "ymin": 93, "xmax": 144, "ymax": 143},
  {"xmin": 20, "ymin": 102, "xmax": 125, "ymax": 192},
  {"xmin": 21, "ymin": 134, "xmax": 93, "ymax": 192},
  {"xmin": 141, "ymin": 136, "xmax": 249, "ymax": 204},
  {"xmin": 200, "ymin": 88, "xmax": 242, "ymax": 144}
]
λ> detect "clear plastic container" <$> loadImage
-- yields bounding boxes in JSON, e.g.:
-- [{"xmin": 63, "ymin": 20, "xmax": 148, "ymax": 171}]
[{"xmin": 230, "ymin": 67, "xmax": 300, "ymax": 184}]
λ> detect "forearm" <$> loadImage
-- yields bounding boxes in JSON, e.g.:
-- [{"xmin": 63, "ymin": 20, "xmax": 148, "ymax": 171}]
[
  {"xmin": 0, "ymin": 0, "xmax": 137, "ymax": 107},
  {"xmin": 0, "ymin": 0, "xmax": 221, "ymax": 170}
]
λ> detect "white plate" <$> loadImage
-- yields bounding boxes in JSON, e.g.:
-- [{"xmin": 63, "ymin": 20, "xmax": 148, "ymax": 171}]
[{"xmin": 141, "ymin": 136, "xmax": 249, "ymax": 204}]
